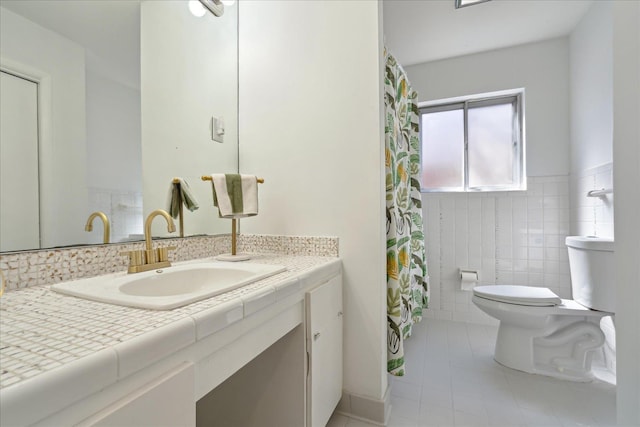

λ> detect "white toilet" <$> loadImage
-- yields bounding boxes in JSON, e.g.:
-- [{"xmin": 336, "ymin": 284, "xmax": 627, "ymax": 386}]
[{"xmin": 472, "ymin": 236, "xmax": 615, "ymax": 382}]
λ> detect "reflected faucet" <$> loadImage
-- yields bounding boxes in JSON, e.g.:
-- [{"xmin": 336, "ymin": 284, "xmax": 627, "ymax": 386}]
[
  {"xmin": 85, "ymin": 211, "xmax": 110, "ymax": 244},
  {"xmin": 121, "ymin": 209, "xmax": 177, "ymax": 274}
]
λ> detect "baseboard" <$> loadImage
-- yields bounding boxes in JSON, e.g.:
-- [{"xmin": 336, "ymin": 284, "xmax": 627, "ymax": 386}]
[{"xmin": 335, "ymin": 386, "xmax": 391, "ymax": 425}]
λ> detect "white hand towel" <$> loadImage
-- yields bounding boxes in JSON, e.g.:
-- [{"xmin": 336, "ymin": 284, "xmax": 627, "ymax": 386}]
[
  {"xmin": 166, "ymin": 178, "xmax": 199, "ymax": 219},
  {"xmin": 210, "ymin": 174, "xmax": 258, "ymax": 218}
]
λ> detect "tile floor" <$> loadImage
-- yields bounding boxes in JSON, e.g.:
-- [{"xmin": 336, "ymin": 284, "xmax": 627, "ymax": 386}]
[{"xmin": 329, "ymin": 318, "xmax": 616, "ymax": 427}]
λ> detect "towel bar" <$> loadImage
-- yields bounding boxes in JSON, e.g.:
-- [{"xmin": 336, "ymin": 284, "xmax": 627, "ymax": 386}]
[
  {"xmin": 587, "ymin": 188, "xmax": 613, "ymax": 197},
  {"xmin": 202, "ymin": 175, "xmax": 264, "ymax": 258},
  {"xmin": 201, "ymin": 175, "xmax": 264, "ymax": 183}
]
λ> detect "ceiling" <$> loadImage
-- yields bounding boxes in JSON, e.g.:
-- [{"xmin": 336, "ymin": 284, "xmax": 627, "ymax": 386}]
[
  {"xmin": 1, "ymin": 0, "xmax": 140, "ymax": 88},
  {"xmin": 383, "ymin": 0, "xmax": 594, "ymax": 67},
  {"xmin": 2, "ymin": 0, "xmax": 594, "ymax": 82}
]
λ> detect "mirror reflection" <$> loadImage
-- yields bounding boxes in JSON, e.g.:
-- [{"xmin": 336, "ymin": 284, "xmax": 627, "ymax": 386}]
[{"xmin": 0, "ymin": 0, "xmax": 238, "ymax": 253}]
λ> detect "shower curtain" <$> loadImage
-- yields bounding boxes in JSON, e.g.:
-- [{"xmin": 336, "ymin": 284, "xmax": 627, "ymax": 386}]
[{"xmin": 384, "ymin": 49, "xmax": 429, "ymax": 376}]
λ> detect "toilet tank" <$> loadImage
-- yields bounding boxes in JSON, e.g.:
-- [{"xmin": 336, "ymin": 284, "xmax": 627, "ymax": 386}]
[{"xmin": 566, "ymin": 236, "xmax": 615, "ymax": 313}]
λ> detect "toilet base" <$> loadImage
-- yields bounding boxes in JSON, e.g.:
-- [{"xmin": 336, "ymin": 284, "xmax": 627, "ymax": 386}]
[
  {"xmin": 472, "ymin": 295, "xmax": 610, "ymax": 382},
  {"xmin": 494, "ymin": 319, "xmax": 605, "ymax": 382}
]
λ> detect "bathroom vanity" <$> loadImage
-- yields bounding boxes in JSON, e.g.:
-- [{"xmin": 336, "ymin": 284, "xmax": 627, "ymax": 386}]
[{"xmin": 0, "ymin": 255, "xmax": 342, "ymax": 427}]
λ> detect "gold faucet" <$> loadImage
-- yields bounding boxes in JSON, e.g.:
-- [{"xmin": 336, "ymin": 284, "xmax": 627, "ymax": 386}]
[
  {"xmin": 120, "ymin": 209, "xmax": 177, "ymax": 274},
  {"xmin": 85, "ymin": 211, "xmax": 110, "ymax": 244}
]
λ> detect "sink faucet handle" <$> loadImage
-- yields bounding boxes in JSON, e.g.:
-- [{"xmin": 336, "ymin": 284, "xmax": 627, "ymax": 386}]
[
  {"xmin": 120, "ymin": 250, "xmax": 145, "ymax": 267},
  {"xmin": 122, "ymin": 209, "xmax": 176, "ymax": 274},
  {"xmin": 156, "ymin": 246, "xmax": 177, "ymax": 263}
]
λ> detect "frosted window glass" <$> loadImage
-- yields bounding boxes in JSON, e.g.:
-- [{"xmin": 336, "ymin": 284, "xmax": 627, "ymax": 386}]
[
  {"xmin": 468, "ymin": 104, "xmax": 515, "ymax": 188},
  {"xmin": 421, "ymin": 109, "xmax": 464, "ymax": 189}
]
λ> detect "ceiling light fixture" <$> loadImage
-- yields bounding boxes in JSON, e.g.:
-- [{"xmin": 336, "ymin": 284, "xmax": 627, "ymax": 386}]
[
  {"xmin": 455, "ymin": 0, "xmax": 491, "ymax": 9},
  {"xmin": 199, "ymin": 0, "xmax": 224, "ymax": 17},
  {"xmin": 188, "ymin": 0, "xmax": 207, "ymax": 17}
]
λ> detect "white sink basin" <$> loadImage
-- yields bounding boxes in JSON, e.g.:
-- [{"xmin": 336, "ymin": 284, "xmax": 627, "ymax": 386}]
[{"xmin": 51, "ymin": 262, "xmax": 287, "ymax": 310}]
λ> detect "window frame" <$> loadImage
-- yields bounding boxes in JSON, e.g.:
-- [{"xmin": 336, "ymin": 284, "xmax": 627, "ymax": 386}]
[{"xmin": 419, "ymin": 89, "xmax": 526, "ymax": 193}]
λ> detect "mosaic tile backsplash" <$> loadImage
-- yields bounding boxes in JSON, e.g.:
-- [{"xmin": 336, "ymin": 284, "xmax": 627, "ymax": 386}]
[{"xmin": 0, "ymin": 234, "xmax": 339, "ymax": 292}]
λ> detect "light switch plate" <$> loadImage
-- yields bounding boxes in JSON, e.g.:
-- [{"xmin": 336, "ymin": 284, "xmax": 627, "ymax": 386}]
[{"xmin": 212, "ymin": 116, "xmax": 224, "ymax": 143}]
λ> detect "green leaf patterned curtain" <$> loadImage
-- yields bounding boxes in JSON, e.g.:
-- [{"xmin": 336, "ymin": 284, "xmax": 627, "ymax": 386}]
[{"xmin": 384, "ymin": 49, "xmax": 429, "ymax": 376}]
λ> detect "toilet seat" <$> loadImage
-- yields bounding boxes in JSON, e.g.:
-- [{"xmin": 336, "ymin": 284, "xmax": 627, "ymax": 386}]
[{"xmin": 473, "ymin": 285, "xmax": 561, "ymax": 306}]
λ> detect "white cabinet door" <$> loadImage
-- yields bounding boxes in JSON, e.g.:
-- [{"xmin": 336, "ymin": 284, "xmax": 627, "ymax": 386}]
[
  {"xmin": 78, "ymin": 363, "xmax": 195, "ymax": 427},
  {"xmin": 306, "ymin": 275, "xmax": 343, "ymax": 427}
]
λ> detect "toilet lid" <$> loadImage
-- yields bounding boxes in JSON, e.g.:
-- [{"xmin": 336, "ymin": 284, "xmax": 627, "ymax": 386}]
[{"xmin": 473, "ymin": 285, "xmax": 562, "ymax": 306}]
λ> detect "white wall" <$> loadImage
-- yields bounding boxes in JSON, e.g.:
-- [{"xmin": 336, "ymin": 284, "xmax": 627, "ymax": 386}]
[
  {"xmin": 0, "ymin": 7, "xmax": 88, "ymax": 247},
  {"xmin": 238, "ymin": 0, "xmax": 387, "ymax": 417},
  {"xmin": 612, "ymin": 1, "xmax": 640, "ymax": 424},
  {"xmin": 569, "ymin": 2, "xmax": 614, "ymax": 239},
  {"xmin": 86, "ymin": 70, "xmax": 141, "ymax": 193},
  {"xmin": 141, "ymin": 0, "xmax": 238, "ymax": 238},
  {"xmin": 85, "ymin": 70, "xmax": 143, "ymax": 244},
  {"xmin": 406, "ymin": 37, "xmax": 570, "ymax": 177},
  {"xmin": 569, "ymin": 1, "xmax": 613, "ymax": 175}
]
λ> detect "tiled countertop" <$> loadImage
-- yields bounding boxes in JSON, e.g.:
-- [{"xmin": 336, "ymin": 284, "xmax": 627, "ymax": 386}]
[{"xmin": 0, "ymin": 254, "xmax": 340, "ymax": 390}]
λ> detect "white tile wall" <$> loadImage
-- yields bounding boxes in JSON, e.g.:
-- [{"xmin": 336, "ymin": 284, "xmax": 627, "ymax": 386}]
[
  {"xmin": 421, "ymin": 176, "xmax": 571, "ymax": 324},
  {"xmin": 570, "ymin": 162, "xmax": 614, "ymax": 238}
]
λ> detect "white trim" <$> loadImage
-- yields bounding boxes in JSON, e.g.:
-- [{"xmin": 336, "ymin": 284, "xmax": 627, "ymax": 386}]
[
  {"xmin": 418, "ymin": 87, "xmax": 524, "ymax": 109},
  {"xmin": 335, "ymin": 386, "xmax": 390, "ymax": 425}
]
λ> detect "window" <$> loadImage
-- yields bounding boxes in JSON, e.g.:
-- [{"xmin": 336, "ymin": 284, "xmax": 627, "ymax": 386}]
[{"xmin": 419, "ymin": 90, "xmax": 525, "ymax": 192}]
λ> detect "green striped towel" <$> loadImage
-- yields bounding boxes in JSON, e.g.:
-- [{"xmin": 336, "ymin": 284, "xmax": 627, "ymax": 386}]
[
  {"xmin": 210, "ymin": 174, "xmax": 258, "ymax": 218},
  {"xmin": 167, "ymin": 178, "xmax": 199, "ymax": 218}
]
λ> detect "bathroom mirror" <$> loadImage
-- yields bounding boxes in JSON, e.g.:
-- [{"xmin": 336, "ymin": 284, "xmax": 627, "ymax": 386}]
[{"xmin": 0, "ymin": 0, "xmax": 238, "ymax": 252}]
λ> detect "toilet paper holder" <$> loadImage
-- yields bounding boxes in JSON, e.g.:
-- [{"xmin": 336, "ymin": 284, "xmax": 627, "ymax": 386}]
[
  {"xmin": 459, "ymin": 269, "xmax": 479, "ymax": 291},
  {"xmin": 459, "ymin": 269, "xmax": 479, "ymax": 281}
]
